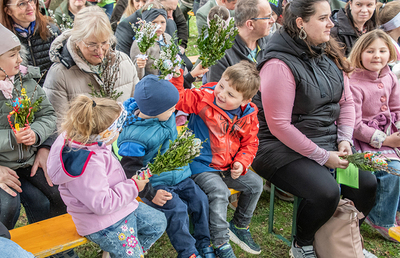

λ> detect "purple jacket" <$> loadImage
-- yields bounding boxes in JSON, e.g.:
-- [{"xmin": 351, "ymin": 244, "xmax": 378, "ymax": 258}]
[
  {"xmin": 350, "ymin": 66, "xmax": 400, "ymax": 160},
  {"xmin": 47, "ymin": 134, "xmax": 139, "ymax": 236}
]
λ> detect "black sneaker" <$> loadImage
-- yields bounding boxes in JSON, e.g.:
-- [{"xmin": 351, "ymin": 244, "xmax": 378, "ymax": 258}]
[
  {"xmin": 228, "ymin": 221, "xmax": 261, "ymax": 254},
  {"xmin": 215, "ymin": 243, "xmax": 236, "ymax": 258}
]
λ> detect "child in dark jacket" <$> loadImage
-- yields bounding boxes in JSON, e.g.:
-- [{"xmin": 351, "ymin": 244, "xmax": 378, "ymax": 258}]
[
  {"xmin": 117, "ymin": 74, "xmax": 214, "ymax": 258},
  {"xmin": 170, "ymin": 61, "xmax": 264, "ymax": 258}
]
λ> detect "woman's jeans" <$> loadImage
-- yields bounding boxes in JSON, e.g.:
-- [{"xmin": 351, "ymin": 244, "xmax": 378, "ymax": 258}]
[
  {"xmin": 86, "ymin": 202, "xmax": 167, "ymax": 258},
  {"xmin": 0, "ymin": 166, "xmax": 66, "ymax": 229},
  {"xmin": 269, "ymin": 157, "xmax": 377, "ymax": 246},
  {"xmin": 191, "ymin": 170, "xmax": 263, "ymax": 246},
  {"xmin": 142, "ymin": 178, "xmax": 210, "ymax": 258},
  {"xmin": 368, "ymin": 160, "xmax": 400, "ymax": 228}
]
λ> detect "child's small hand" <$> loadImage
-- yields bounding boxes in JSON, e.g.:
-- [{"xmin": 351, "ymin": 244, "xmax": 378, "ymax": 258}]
[
  {"xmin": 173, "ymin": 67, "xmax": 181, "ymax": 78},
  {"xmin": 383, "ymin": 132, "xmax": 400, "ymax": 148},
  {"xmin": 15, "ymin": 127, "xmax": 36, "ymax": 145},
  {"xmin": 231, "ymin": 162, "xmax": 244, "ymax": 179},
  {"xmin": 190, "ymin": 62, "xmax": 209, "ymax": 78},
  {"xmin": 136, "ymin": 57, "xmax": 147, "ymax": 68},
  {"xmin": 132, "ymin": 175, "xmax": 149, "ymax": 192},
  {"xmin": 152, "ymin": 189, "xmax": 173, "ymax": 206}
]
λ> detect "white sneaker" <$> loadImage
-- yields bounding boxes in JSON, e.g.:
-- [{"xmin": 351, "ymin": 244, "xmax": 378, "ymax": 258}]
[{"xmin": 363, "ymin": 249, "xmax": 377, "ymax": 258}]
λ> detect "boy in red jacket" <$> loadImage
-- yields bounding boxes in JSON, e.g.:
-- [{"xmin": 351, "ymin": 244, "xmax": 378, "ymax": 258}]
[{"xmin": 170, "ymin": 61, "xmax": 263, "ymax": 258}]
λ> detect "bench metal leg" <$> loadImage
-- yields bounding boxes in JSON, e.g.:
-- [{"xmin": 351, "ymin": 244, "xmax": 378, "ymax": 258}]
[{"xmin": 268, "ymin": 183, "xmax": 299, "ymax": 246}]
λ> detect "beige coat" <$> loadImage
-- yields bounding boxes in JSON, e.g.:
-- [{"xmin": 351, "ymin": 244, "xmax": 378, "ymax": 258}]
[
  {"xmin": 130, "ymin": 34, "xmax": 172, "ymax": 79},
  {"xmin": 44, "ymin": 30, "xmax": 139, "ymax": 128}
]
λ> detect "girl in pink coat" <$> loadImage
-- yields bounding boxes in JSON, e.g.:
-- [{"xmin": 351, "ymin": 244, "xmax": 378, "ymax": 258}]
[
  {"xmin": 47, "ymin": 95, "xmax": 167, "ymax": 257},
  {"xmin": 349, "ymin": 29, "xmax": 400, "ymax": 242}
]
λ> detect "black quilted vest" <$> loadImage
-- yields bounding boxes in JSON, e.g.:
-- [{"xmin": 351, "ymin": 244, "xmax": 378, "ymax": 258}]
[
  {"xmin": 16, "ymin": 23, "xmax": 60, "ymax": 84},
  {"xmin": 252, "ymin": 29, "xmax": 345, "ymax": 178}
]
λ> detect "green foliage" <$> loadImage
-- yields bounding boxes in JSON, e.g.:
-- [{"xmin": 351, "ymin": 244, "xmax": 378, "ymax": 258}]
[
  {"xmin": 148, "ymin": 126, "xmax": 206, "ymax": 175},
  {"xmin": 151, "ymin": 32, "xmax": 184, "ymax": 80},
  {"xmin": 343, "ymin": 152, "xmax": 400, "ymax": 176},
  {"xmin": 197, "ymin": 15, "xmax": 238, "ymax": 68},
  {"xmin": 89, "ymin": 83, "xmax": 123, "ymax": 101}
]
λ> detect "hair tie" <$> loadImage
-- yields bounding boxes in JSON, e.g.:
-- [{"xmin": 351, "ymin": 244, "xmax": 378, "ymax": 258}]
[{"xmin": 92, "ymin": 100, "xmax": 96, "ymax": 107}]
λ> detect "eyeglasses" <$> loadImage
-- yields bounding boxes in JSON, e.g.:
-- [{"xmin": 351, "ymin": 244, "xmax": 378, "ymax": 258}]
[
  {"xmin": 7, "ymin": 0, "xmax": 37, "ymax": 10},
  {"xmin": 251, "ymin": 13, "xmax": 273, "ymax": 21},
  {"xmin": 81, "ymin": 41, "xmax": 110, "ymax": 52}
]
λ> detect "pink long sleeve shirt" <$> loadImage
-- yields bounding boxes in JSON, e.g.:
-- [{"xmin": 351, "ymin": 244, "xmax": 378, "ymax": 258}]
[{"xmin": 259, "ymin": 59, "xmax": 355, "ymax": 165}]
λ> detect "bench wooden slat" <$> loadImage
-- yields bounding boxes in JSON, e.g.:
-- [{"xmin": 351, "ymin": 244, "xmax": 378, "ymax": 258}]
[
  {"xmin": 10, "ymin": 214, "xmax": 88, "ymax": 258},
  {"xmin": 389, "ymin": 226, "xmax": 400, "ymax": 242}
]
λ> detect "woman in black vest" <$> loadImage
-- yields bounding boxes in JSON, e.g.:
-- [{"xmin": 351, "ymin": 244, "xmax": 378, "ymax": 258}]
[
  {"xmin": 331, "ymin": 0, "xmax": 377, "ymax": 56},
  {"xmin": 251, "ymin": 0, "xmax": 377, "ymax": 257},
  {"xmin": 0, "ymin": 0, "xmax": 60, "ymax": 85}
]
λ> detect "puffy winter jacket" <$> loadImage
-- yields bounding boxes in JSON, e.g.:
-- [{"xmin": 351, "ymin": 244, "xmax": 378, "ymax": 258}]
[
  {"xmin": 15, "ymin": 23, "xmax": 60, "ymax": 84},
  {"xmin": 0, "ymin": 66, "xmax": 57, "ymax": 170},
  {"xmin": 43, "ymin": 30, "xmax": 139, "ymax": 128}
]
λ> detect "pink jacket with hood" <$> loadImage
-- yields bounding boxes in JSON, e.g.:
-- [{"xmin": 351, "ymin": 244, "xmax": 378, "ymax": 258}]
[{"xmin": 47, "ymin": 134, "xmax": 140, "ymax": 236}]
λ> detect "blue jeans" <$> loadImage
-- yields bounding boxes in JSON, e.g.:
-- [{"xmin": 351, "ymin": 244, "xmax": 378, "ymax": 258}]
[
  {"xmin": 86, "ymin": 202, "xmax": 166, "ymax": 258},
  {"xmin": 0, "ymin": 237, "xmax": 34, "ymax": 258},
  {"xmin": 142, "ymin": 178, "xmax": 210, "ymax": 258},
  {"xmin": 191, "ymin": 170, "xmax": 263, "ymax": 246},
  {"xmin": 18, "ymin": 166, "xmax": 66, "ymax": 223},
  {"xmin": 101, "ymin": 3, "xmax": 114, "ymax": 19},
  {"xmin": 368, "ymin": 160, "xmax": 400, "ymax": 228},
  {"xmin": 0, "ymin": 166, "xmax": 65, "ymax": 229}
]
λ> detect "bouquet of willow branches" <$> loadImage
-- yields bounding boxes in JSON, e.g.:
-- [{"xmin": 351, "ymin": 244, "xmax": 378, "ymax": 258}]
[
  {"xmin": 131, "ymin": 18, "xmax": 159, "ymax": 56},
  {"xmin": 89, "ymin": 51, "xmax": 123, "ymax": 100},
  {"xmin": 152, "ymin": 33, "xmax": 183, "ymax": 80},
  {"xmin": 342, "ymin": 152, "xmax": 400, "ymax": 176},
  {"xmin": 137, "ymin": 127, "xmax": 205, "ymax": 180},
  {"xmin": 48, "ymin": 10, "xmax": 74, "ymax": 32},
  {"xmin": 196, "ymin": 14, "xmax": 238, "ymax": 68}
]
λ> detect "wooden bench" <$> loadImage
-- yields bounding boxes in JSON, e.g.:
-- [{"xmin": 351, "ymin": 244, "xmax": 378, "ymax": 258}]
[
  {"xmin": 10, "ymin": 213, "xmax": 88, "ymax": 258},
  {"xmin": 389, "ymin": 226, "xmax": 400, "ymax": 242},
  {"xmin": 11, "ymin": 189, "xmax": 239, "ymax": 257}
]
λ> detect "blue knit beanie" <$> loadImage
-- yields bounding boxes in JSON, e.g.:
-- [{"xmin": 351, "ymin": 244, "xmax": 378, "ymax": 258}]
[{"xmin": 134, "ymin": 74, "xmax": 179, "ymax": 116}]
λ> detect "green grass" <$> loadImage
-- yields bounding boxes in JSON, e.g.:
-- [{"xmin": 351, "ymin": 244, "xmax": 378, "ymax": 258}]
[
  {"xmin": 69, "ymin": 190, "xmax": 400, "ymax": 257},
  {"xmin": 15, "ymin": 15, "xmax": 400, "ymax": 258}
]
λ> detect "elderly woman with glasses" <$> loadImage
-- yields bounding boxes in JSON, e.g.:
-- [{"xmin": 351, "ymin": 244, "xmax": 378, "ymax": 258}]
[
  {"xmin": 43, "ymin": 6, "xmax": 139, "ymax": 128},
  {"xmin": 0, "ymin": 0, "xmax": 60, "ymax": 85}
]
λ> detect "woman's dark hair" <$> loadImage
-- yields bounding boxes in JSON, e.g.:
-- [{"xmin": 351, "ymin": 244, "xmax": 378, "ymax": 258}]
[
  {"xmin": 1, "ymin": 0, "xmax": 53, "ymax": 41},
  {"xmin": 345, "ymin": 1, "xmax": 377, "ymax": 35},
  {"xmin": 284, "ymin": 0, "xmax": 353, "ymax": 74}
]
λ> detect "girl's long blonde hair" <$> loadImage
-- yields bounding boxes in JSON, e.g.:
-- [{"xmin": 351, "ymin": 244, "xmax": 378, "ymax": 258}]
[
  {"xmin": 348, "ymin": 29, "xmax": 397, "ymax": 70},
  {"xmin": 61, "ymin": 95, "xmax": 121, "ymax": 144}
]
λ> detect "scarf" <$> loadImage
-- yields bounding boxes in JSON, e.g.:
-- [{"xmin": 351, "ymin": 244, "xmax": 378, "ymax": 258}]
[{"xmin": 13, "ymin": 21, "xmax": 36, "ymax": 38}]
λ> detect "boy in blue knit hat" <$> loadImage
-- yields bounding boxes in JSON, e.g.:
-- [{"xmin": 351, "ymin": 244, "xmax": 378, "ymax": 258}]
[{"xmin": 117, "ymin": 74, "xmax": 214, "ymax": 258}]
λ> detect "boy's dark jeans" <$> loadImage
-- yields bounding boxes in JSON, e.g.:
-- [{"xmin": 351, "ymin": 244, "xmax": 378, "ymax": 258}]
[
  {"xmin": 142, "ymin": 178, "xmax": 210, "ymax": 258},
  {"xmin": 191, "ymin": 170, "xmax": 263, "ymax": 246}
]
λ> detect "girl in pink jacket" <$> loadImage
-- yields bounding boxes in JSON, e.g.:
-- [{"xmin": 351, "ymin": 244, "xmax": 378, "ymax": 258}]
[
  {"xmin": 47, "ymin": 95, "xmax": 166, "ymax": 257},
  {"xmin": 349, "ymin": 30, "xmax": 400, "ymax": 242}
]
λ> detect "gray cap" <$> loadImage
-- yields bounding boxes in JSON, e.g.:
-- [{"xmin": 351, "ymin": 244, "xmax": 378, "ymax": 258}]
[{"xmin": 0, "ymin": 23, "xmax": 21, "ymax": 56}]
